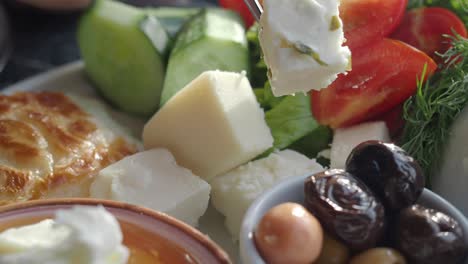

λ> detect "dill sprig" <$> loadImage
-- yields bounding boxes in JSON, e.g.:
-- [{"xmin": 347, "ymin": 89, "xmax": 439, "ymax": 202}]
[{"xmin": 401, "ymin": 34, "xmax": 468, "ymax": 187}]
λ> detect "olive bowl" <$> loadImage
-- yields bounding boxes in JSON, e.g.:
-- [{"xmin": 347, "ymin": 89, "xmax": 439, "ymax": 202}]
[{"xmin": 240, "ymin": 174, "xmax": 468, "ymax": 264}]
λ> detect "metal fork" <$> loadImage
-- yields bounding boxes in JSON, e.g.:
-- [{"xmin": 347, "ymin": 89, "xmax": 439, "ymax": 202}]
[{"xmin": 243, "ymin": 0, "xmax": 263, "ymax": 21}]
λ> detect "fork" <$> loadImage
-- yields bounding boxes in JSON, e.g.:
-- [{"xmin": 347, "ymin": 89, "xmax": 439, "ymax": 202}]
[{"xmin": 243, "ymin": 0, "xmax": 263, "ymax": 21}]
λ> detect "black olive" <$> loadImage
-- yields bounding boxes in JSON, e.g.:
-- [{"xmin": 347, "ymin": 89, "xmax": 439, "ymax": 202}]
[
  {"xmin": 304, "ymin": 169, "xmax": 385, "ymax": 251},
  {"xmin": 396, "ymin": 204, "xmax": 467, "ymax": 264},
  {"xmin": 346, "ymin": 140, "xmax": 424, "ymax": 211}
]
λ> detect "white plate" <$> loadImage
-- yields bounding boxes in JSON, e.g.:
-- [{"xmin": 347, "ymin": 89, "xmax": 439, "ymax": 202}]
[
  {"xmin": 6, "ymin": 61, "xmax": 468, "ymax": 263},
  {"xmin": 4, "ymin": 61, "xmax": 240, "ymax": 262}
]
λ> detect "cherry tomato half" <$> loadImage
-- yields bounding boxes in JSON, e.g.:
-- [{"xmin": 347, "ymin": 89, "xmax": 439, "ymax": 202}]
[
  {"xmin": 340, "ymin": 0, "xmax": 408, "ymax": 49},
  {"xmin": 311, "ymin": 38, "xmax": 437, "ymax": 128},
  {"xmin": 218, "ymin": 0, "xmax": 255, "ymax": 28},
  {"xmin": 391, "ymin": 7, "xmax": 468, "ymax": 62}
]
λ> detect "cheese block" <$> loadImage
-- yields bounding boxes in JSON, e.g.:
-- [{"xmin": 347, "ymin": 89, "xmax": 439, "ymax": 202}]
[
  {"xmin": 331, "ymin": 121, "xmax": 390, "ymax": 169},
  {"xmin": 89, "ymin": 149, "xmax": 210, "ymax": 227},
  {"xmin": 211, "ymin": 149, "xmax": 323, "ymax": 240},
  {"xmin": 143, "ymin": 71, "xmax": 274, "ymax": 181},
  {"xmin": 259, "ymin": 0, "xmax": 351, "ymax": 96}
]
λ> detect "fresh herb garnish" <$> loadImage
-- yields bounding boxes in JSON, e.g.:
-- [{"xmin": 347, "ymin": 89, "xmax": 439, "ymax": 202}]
[
  {"xmin": 401, "ymin": 34, "xmax": 468, "ymax": 186},
  {"xmin": 293, "ymin": 42, "xmax": 329, "ymax": 66},
  {"xmin": 330, "ymin": 15, "xmax": 341, "ymax": 31}
]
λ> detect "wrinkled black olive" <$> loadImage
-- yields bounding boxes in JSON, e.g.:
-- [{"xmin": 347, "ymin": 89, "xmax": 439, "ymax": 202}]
[
  {"xmin": 396, "ymin": 204, "xmax": 467, "ymax": 264},
  {"xmin": 346, "ymin": 140, "xmax": 424, "ymax": 211},
  {"xmin": 304, "ymin": 169, "xmax": 385, "ymax": 251}
]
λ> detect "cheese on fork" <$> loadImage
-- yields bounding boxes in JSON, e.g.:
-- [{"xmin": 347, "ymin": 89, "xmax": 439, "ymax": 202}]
[
  {"xmin": 211, "ymin": 149, "xmax": 323, "ymax": 240},
  {"xmin": 259, "ymin": 0, "xmax": 351, "ymax": 96},
  {"xmin": 143, "ymin": 70, "xmax": 273, "ymax": 181},
  {"xmin": 90, "ymin": 149, "xmax": 210, "ymax": 227}
]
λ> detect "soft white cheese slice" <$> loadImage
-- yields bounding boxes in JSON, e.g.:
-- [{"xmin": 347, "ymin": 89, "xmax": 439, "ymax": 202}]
[
  {"xmin": 211, "ymin": 149, "xmax": 323, "ymax": 240},
  {"xmin": 331, "ymin": 121, "xmax": 391, "ymax": 169},
  {"xmin": 90, "ymin": 149, "xmax": 211, "ymax": 227},
  {"xmin": 259, "ymin": 0, "xmax": 351, "ymax": 96},
  {"xmin": 142, "ymin": 70, "xmax": 273, "ymax": 181}
]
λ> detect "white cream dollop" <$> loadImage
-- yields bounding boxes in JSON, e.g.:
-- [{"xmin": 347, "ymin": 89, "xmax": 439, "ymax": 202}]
[
  {"xmin": 0, "ymin": 206, "xmax": 129, "ymax": 264},
  {"xmin": 259, "ymin": 0, "xmax": 351, "ymax": 96}
]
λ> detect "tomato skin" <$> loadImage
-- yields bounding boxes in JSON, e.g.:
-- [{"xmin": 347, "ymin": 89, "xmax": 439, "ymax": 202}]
[
  {"xmin": 218, "ymin": 0, "xmax": 255, "ymax": 28},
  {"xmin": 340, "ymin": 0, "xmax": 407, "ymax": 49},
  {"xmin": 311, "ymin": 38, "xmax": 437, "ymax": 129},
  {"xmin": 391, "ymin": 7, "xmax": 468, "ymax": 62}
]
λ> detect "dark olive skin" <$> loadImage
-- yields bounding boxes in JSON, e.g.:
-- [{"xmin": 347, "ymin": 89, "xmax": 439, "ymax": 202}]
[
  {"xmin": 304, "ymin": 169, "xmax": 386, "ymax": 251},
  {"xmin": 345, "ymin": 140, "xmax": 424, "ymax": 211},
  {"xmin": 396, "ymin": 205, "xmax": 467, "ymax": 264}
]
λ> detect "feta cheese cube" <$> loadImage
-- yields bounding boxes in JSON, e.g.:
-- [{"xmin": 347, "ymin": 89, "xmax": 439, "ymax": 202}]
[
  {"xmin": 211, "ymin": 149, "xmax": 323, "ymax": 240},
  {"xmin": 142, "ymin": 71, "xmax": 274, "ymax": 181},
  {"xmin": 331, "ymin": 121, "xmax": 391, "ymax": 169},
  {"xmin": 89, "ymin": 149, "xmax": 210, "ymax": 227},
  {"xmin": 260, "ymin": 0, "xmax": 351, "ymax": 96}
]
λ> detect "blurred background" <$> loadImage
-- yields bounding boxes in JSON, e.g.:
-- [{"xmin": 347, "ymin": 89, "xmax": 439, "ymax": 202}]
[{"xmin": 0, "ymin": 0, "xmax": 216, "ymax": 87}]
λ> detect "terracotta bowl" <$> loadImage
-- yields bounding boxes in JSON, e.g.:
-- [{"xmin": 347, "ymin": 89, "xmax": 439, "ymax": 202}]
[{"xmin": 0, "ymin": 198, "xmax": 231, "ymax": 264}]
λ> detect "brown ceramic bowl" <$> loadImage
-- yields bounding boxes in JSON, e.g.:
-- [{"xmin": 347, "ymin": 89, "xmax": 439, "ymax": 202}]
[{"xmin": 0, "ymin": 198, "xmax": 231, "ymax": 264}]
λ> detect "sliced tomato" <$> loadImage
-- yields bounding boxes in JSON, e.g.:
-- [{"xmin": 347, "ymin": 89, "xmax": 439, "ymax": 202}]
[
  {"xmin": 340, "ymin": 0, "xmax": 407, "ymax": 49},
  {"xmin": 311, "ymin": 38, "xmax": 437, "ymax": 129},
  {"xmin": 218, "ymin": 0, "xmax": 255, "ymax": 28},
  {"xmin": 391, "ymin": 7, "xmax": 468, "ymax": 62}
]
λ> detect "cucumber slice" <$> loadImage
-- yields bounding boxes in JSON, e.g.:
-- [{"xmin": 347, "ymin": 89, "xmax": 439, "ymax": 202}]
[
  {"xmin": 148, "ymin": 7, "xmax": 201, "ymax": 37},
  {"xmin": 78, "ymin": 0, "xmax": 170, "ymax": 116},
  {"xmin": 160, "ymin": 9, "xmax": 249, "ymax": 106}
]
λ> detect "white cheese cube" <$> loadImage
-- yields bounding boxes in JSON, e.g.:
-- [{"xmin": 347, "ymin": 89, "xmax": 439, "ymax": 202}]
[
  {"xmin": 211, "ymin": 150, "xmax": 323, "ymax": 240},
  {"xmin": 89, "ymin": 149, "xmax": 210, "ymax": 227},
  {"xmin": 142, "ymin": 71, "xmax": 273, "ymax": 181},
  {"xmin": 331, "ymin": 121, "xmax": 391, "ymax": 169},
  {"xmin": 259, "ymin": 0, "xmax": 351, "ymax": 96}
]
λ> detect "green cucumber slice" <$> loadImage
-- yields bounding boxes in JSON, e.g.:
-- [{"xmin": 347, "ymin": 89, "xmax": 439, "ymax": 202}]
[
  {"xmin": 148, "ymin": 7, "xmax": 201, "ymax": 38},
  {"xmin": 160, "ymin": 8, "xmax": 249, "ymax": 106},
  {"xmin": 78, "ymin": 0, "xmax": 170, "ymax": 116}
]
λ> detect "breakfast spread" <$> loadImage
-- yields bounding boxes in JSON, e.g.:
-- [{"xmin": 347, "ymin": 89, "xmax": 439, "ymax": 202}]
[
  {"xmin": 253, "ymin": 141, "xmax": 468, "ymax": 263},
  {"xmin": 0, "ymin": 0, "xmax": 467, "ymax": 262},
  {"xmin": 0, "ymin": 206, "xmax": 129, "ymax": 264}
]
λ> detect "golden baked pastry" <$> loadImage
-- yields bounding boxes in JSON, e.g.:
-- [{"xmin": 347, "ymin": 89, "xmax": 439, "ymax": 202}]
[{"xmin": 0, "ymin": 91, "xmax": 138, "ymax": 204}]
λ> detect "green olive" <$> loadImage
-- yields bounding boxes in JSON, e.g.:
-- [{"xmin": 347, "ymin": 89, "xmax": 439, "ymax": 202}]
[
  {"xmin": 254, "ymin": 203, "xmax": 323, "ymax": 264},
  {"xmin": 349, "ymin": 248, "xmax": 406, "ymax": 264},
  {"xmin": 314, "ymin": 233, "xmax": 350, "ymax": 264}
]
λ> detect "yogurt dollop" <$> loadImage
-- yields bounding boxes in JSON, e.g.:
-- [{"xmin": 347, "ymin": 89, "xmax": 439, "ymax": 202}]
[{"xmin": 0, "ymin": 206, "xmax": 129, "ymax": 264}]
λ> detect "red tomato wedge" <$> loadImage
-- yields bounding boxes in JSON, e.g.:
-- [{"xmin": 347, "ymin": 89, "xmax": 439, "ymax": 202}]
[
  {"xmin": 340, "ymin": 0, "xmax": 407, "ymax": 49},
  {"xmin": 218, "ymin": 0, "xmax": 255, "ymax": 28},
  {"xmin": 311, "ymin": 38, "xmax": 437, "ymax": 129},
  {"xmin": 391, "ymin": 7, "xmax": 468, "ymax": 61}
]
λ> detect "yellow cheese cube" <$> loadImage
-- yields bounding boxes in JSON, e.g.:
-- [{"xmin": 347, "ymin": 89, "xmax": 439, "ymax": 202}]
[{"xmin": 143, "ymin": 71, "xmax": 273, "ymax": 181}]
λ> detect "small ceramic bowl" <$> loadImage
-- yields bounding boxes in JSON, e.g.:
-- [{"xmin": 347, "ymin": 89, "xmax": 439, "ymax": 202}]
[
  {"xmin": 240, "ymin": 175, "xmax": 468, "ymax": 264},
  {"xmin": 0, "ymin": 198, "xmax": 231, "ymax": 264}
]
